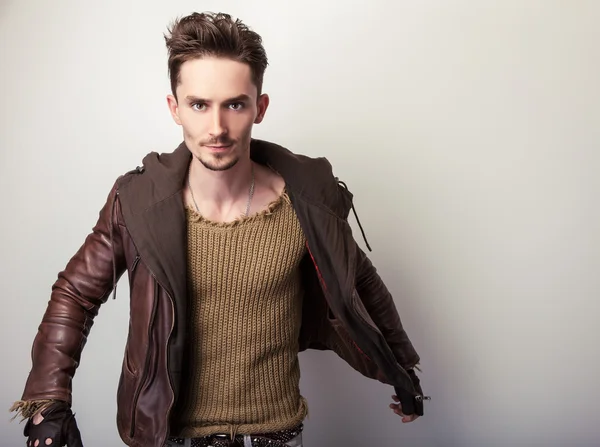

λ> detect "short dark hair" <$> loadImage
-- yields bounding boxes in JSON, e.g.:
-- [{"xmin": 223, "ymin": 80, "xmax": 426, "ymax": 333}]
[{"xmin": 164, "ymin": 12, "xmax": 269, "ymax": 98}]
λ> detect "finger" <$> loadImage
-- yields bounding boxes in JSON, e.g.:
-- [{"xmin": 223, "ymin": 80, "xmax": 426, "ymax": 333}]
[
  {"xmin": 33, "ymin": 413, "xmax": 44, "ymax": 425},
  {"xmin": 34, "ymin": 440, "xmax": 40, "ymax": 447},
  {"xmin": 390, "ymin": 405, "xmax": 406, "ymax": 416},
  {"xmin": 389, "ymin": 402, "xmax": 404, "ymax": 412},
  {"xmin": 45, "ymin": 439, "xmax": 53, "ymax": 446},
  {"xmin": 391, "ymin": 395, "xmax": 400, "ymax": 403}
]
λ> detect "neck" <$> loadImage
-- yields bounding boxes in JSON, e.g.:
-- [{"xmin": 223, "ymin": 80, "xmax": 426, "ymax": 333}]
[{"xmin": 188, "ymin": 156, "xmax": 254, "ymax": 207}]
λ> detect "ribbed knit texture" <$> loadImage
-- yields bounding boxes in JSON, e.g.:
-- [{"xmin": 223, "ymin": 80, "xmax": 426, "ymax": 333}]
[{"xmin": 174, "ymin": 192, "xmax": 308, "ymax": 438}]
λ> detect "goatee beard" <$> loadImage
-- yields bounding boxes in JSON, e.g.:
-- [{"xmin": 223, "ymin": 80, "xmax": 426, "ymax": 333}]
[{"xmin": 195, "ymin": 154, "xmax": 239, "ymax": 172}]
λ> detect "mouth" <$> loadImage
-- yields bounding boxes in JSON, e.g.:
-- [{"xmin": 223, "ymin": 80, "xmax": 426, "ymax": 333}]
[{"xmin": 205, "ymin": 144, "xmax": 233, "ymax": 151}]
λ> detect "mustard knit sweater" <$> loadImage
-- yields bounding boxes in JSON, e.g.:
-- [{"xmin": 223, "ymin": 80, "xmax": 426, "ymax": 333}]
[{"xmin": 173, "ymin": 192, "xmax": 308, "ymax": 437}]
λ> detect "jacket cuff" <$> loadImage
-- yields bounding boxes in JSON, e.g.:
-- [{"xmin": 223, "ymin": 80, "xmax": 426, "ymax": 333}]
[
  {"xmin": 394, "ymin": 368, "xmax": 428, "ymax": 416},
  {"xmin": 9, "ymin": 399, "xmax": 58, "ymax": 421}
]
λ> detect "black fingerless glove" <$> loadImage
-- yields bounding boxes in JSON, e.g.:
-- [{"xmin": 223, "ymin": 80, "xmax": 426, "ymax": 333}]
[
  {"xmin": 23, "ymin": 402, "xmax": 83, "ymax": 447},
  {"xmin": 394, "ymin": 368, "xmax": 429, "ymax": 417}
]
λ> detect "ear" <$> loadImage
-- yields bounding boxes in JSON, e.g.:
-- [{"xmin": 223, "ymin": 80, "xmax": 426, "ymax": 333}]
[
  {"xmin": 167, "ymin": 94, "xmax": 182, "ymax": 125},
  {"xmin": 254, "ymin": 93, "xmax": 270, "ymax": 124}
]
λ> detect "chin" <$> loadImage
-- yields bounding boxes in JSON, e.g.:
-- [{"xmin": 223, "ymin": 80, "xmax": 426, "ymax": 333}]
[{"xmin": 199, "ymin": 154, "xmax": 240, "ymax": 172}]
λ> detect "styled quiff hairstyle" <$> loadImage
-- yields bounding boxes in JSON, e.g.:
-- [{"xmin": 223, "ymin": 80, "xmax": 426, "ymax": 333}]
[{"xmin": 164, "ymin": 12, "xmax": 269, "ymax": 99}]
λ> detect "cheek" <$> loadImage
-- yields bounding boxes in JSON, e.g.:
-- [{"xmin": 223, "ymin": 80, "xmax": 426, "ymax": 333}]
[
  {"xmin": 179, "ymin": 112, "xmax": 206, "ymax": 136},
  {"xmin": 230, "ymin": 113, "xmax": 256, "ymax": 134}
]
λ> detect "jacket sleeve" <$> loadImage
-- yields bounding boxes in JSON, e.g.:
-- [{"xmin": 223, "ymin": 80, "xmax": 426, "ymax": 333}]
[
  {"xmin": 335, "ymin": 176, "xmax": 421, "ymax": 372},
  {"xmin": 354, "ymin": 243, "xmax": 421, "ymax": 371},
  {"xmin": 12, "ymin": 181, "xmax": 127, "ymax": 418}
]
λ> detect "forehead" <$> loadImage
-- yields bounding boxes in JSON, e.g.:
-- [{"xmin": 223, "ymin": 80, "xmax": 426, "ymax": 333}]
[{"xmin": 177, "ymin": 57, "xmax": 256, "ymax": 99}]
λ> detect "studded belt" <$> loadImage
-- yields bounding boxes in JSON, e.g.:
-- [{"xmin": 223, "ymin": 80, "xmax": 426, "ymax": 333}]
[{"xmin": 167, "ymin": 424, "xmax": 303, "ymax": 447}]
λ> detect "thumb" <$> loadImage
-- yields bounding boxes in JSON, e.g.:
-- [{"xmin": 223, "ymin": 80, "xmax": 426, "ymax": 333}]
[
  {"xmin": 32, "ymin": 412, "xmax": 45, "ymax": 425},
  {"xmin": 64, "ymin": 414, "xmax": 84, "ymax": 447}
]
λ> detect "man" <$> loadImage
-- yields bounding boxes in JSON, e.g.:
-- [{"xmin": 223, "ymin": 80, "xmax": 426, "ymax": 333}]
[{"xmin": 12, "ymin": 12, "xmax": 426, "ymax": 447}]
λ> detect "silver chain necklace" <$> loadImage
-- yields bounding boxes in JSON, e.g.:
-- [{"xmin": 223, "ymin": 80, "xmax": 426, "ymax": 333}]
[{"xmin": 188, "ymin": 163, "xmax": 255, "ymax": 218}]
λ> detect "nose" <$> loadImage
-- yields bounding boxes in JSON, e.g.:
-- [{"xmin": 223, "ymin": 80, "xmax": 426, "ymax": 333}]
[{"xmin": 209, "ymin": 108, "xmax": 227, "ymax": 137}]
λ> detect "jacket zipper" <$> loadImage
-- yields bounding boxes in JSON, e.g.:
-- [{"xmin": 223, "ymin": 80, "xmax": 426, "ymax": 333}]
[
  {"xmin": 305, "ymin": 242, "xmax": 372, "ymax": 361},
  {"xmin": 142, "ymin": 272, "xmax": 176, "ymax": 447},
  {"xmin": 129, "ymin": 277, "xmax": 159, "ymax": 439},
  {"xmin": 131, "ymin": 254, "xmax": 141, "ymax": 273},
  {"xmin": 128, "ymin": 255, "xmax": 141, "ymax": 288},
  {"xmin": 139, "ymin": 263, "xmax": 177, "ymax": 446},
  {"xmin": 160, "ymin": 287, "xmax": 176, "ymax": 447}
]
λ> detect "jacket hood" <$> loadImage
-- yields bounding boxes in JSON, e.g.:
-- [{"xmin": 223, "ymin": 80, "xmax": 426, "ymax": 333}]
[{"xmin": 118, "ymin": 138, "xmax": 352, "ymax": 220}]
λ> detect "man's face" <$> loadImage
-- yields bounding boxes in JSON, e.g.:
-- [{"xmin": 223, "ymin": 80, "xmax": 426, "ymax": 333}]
[{"xmin": 167, "ymin": 57, "xmax": 269, "ymax": 171}]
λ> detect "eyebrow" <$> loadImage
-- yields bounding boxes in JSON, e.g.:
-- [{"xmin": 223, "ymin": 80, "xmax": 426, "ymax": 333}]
[{"xmin": 185, "ymin": 94, "xmax": 252, "ymax": 103}]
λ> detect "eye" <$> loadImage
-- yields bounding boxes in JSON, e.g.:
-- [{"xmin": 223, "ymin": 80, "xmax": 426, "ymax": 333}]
[
  {"xmin": 228, "ymin": 102, "xmax": 244, "ymax": 111},
  {"xmin": 191, "ymin": 102, "xmax": 206, "ymax": 111}
]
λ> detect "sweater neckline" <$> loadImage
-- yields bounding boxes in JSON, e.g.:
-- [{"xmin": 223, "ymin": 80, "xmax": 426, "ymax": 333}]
[{"xmin": 186, "ymin": 189, "xmax": 291, "ymax": 228}]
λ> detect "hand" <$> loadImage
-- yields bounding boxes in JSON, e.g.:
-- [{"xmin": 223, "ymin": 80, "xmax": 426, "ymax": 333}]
[
  {"xmin": 24, "ymin": 402, "xmax": 83, "ymax": 447},
  {"xmin": 389, "ymin": 395, "xmax": 419, "ymax": 423}
]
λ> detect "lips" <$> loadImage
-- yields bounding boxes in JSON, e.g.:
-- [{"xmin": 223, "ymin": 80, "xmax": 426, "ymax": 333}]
[{"xmin": 205, "ymin": 144, "xmax": 233, "ymax": 152}]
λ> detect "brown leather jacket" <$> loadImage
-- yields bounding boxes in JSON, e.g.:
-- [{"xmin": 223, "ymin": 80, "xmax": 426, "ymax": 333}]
[{"xmin": 19, "ymin": 139, "xmax": 421, "ymax": 447}]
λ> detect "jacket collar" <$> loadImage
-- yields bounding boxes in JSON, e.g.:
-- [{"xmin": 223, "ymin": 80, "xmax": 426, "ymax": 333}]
[{"xmin": 119, "ymin": 138, "xmax": 349, "ymax": 218}]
